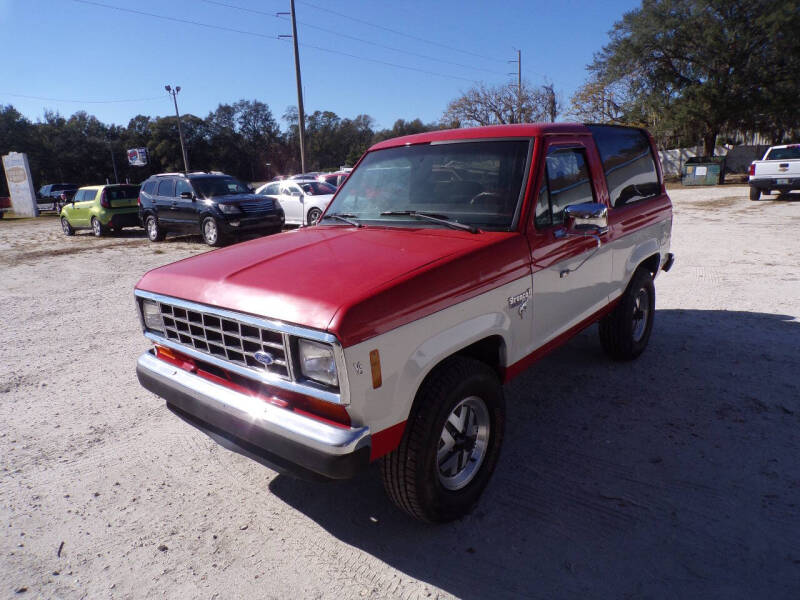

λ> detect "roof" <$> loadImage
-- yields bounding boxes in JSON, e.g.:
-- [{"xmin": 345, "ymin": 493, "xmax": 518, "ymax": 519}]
[{"xmin": 369, "ymin": 123, "xmax": 591, "ymax": 151}]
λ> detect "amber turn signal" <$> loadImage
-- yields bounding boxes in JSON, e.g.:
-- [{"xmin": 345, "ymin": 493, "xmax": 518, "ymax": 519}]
[{"xmin": 369, "ymin": 349, "xmax": 382, "ymax": 389}]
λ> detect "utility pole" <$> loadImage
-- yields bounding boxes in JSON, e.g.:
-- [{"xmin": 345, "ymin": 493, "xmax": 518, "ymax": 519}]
[
  {"xmin": 108, "ymin": 142, "xmax": 119, "ymax": 183},
  {"xmin": 279, "ymin": 1, "xmax": 307, "ymax": 173},
  {"xmin": 508, "ymin": 49, "xmax": 522, "ymax": 122},
  {"xmin": 165, "ymin": 85, "xmax": 190, "ymax": 173}
]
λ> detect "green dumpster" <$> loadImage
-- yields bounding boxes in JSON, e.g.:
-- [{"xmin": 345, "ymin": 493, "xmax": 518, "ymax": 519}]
[{"xmin": 682, "ymin": 156, "xmax": 725, "ymax": 185}]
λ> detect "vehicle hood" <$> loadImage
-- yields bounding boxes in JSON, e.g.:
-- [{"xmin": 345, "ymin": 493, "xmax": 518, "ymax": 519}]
[{"xmin": 136, "ymin": 226, "xmax": 529, "ymax": 346}]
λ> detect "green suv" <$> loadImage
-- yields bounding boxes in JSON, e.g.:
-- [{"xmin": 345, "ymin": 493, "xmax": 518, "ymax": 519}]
[{"xmin": 60, "ymin": 184, "xmax": 140, "ymax": 237}]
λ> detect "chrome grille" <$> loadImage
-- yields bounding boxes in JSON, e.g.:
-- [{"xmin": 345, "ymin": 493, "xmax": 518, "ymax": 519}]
[
  {"xmin": 238, "ymin": 198, "xmax": 275, "ymax": 214},
  {"xmin": 158, "ymin": 302, "xmax": 289, "ymax": 378}
]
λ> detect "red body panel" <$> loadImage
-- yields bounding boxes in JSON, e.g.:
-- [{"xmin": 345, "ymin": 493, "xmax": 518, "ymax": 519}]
[{"xmin": 135, "ymin": 226, "xmax": 531, "ymax": 347}]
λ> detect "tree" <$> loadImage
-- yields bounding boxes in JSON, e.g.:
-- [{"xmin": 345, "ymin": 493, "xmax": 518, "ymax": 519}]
[
  {"xmin": 586, "ymin": 0, "xmax": 800, "ymax": 154},
  {"xmin": 442, "ymin": 81, "xmax": 561, "ymax": 128}
]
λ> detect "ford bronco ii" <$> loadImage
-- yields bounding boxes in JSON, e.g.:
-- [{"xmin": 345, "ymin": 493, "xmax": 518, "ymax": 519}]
[{"xmin": 135, "ymin": 123, "xmax": 673, "ymax": 522}]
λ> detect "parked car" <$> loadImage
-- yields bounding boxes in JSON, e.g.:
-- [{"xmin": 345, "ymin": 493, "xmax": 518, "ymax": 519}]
[
  {"xmin": 56, "ymin": 189, "xmax": 78, "ymax": 212},
  {"xmin": 317, "ymin": 171, "xmax": 349, "ymax": 188},
  {"xmin": 255, "ymin": 179, "xmax": 336, "ymax": 225},
  {"xmin": 748, "ymin": 144, "xmax": 800, "ymax": 200},
  {"xmin": 38, "ymin": 183, "xmax": 78, "ymax": 211},
  {"xmin": 134, "ymin": 123, "xmax": 673, "ymax": 523},
  {"xmin": 60, "ymin": 184, "xmax": 140, "ymax": 237},
  {"xmin": 138, "ymin": 172, "xmax": 285, "ymax": 246}
]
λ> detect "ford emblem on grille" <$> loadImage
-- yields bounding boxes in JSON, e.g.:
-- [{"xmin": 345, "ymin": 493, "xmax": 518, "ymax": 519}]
[{"xmin": 253, "ymin": 351, "xmax": 275, "ymax": 366}]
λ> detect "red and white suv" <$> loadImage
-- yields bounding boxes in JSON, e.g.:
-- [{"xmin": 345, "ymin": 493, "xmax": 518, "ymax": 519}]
[{"xmin": 134, "ymin": 123, "xmax": 673, "ymax": 522}]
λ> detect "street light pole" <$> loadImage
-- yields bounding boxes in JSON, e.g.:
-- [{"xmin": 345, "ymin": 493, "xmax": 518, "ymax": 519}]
[{"xmin": 165, "ymin": 85, "xmax": 190, "ymax": 173}]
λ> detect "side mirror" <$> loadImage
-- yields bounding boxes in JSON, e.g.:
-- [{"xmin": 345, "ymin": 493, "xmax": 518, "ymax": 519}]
[
  {"xmin": 180, "ymin": 191, "xmax": 193, "ymax": 200},
  {"xmin": 564, "ymin": 202, "xmax": 608, "ymax": 235}
]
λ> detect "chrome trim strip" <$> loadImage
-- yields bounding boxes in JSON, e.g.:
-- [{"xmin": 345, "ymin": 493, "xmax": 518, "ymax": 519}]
[
  {"xmin": 145, "ymin": 332, "xmax": 345, "ymax": 405},
  {"xmin": 138, "ymin": 352, "xmax": 369, "ymax": 455},
  {"xmin": 135, "ymin": 289, "xmax": 337, "ymax": 343}
]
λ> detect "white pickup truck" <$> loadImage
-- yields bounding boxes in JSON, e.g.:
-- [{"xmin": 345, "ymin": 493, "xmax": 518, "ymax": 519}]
[{"xmin": 748, "ymin": 144, "xmax": 800, "ymax": 201}]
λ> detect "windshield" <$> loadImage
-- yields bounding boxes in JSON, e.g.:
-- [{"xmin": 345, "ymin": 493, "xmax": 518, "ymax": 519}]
[
  {"xmin": 191, "ymin": 176, "xmax": 250, "ymax": 197},
  {"xmin": 324, "ymin": 139, "xmax": 531, "ymax": 231},
  {"xmin": 299, "ymin": 181, "xmax": 336, "ymax": 195}
]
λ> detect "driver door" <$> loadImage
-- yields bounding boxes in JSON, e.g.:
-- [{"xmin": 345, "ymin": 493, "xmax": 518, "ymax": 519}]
[{"xmin": 527, "ymin": 137, "xmax": 612, "ymax": 347}]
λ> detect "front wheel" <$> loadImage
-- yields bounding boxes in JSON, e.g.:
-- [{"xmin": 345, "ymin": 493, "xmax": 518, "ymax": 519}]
[
  {"xmin": 380, "ymin": 357, "xmax": 505, "ymax": 523},
  {"xmin": 61, "ymin": 217, "xmax": 75, "ymax": 236},
  {"xmin": 201, "ymin": 216, "xmax": 223, "ymax": 246},
  {"xmin": 307, "ymin": 207, "xmax": 322, "ymax": 226},
  {"xmin": 599, "ymin": 268, "xmax": 655, "ymax": 360},
  {"xmin": 749, "ymin": 186, "xmax": 761, "ymax": 201}
]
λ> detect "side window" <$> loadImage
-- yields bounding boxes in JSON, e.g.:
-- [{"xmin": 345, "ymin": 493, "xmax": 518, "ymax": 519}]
[
  {"xmin": 142, "ymin": 181, "xmax": 157, "ymax": 195},
  {"xmin": 157, "ymin": 179, "xmax": 175, "ymax": 197},
  {"xmin": 73, "ymin": 190, "xmax": 84, "ymax": 202},
  {"xmin": 588, "ymin": 125, "xmax": 660, "ymax": 207},
  {"xmin": 82, "ymin": 189, "xmax": 96, "ymax": 203},
  {"xmin": 536, "ymin": 147, "xmax": 593, "ymax": 227},
  {"xmin": 175, "ymin": 179, "xmax": 192, "ymax": 197},
  {"xmin": 261, "ymin": 183, "xmax": 279, "ymax": 195}
]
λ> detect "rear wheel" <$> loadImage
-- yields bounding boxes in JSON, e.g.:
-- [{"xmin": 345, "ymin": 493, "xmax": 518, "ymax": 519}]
[
  {"xmin": 145, "ymin": 215, "xmax": 165, "ymax": 242},
  {"xmin": 749, "ymin": 186, "xmax": 761, "ymax": 201},
  {"xmin": 61, "ymin": 217, "xmax": 75, "ymax": 236},
  {"xmin": 201, "ymin": 216, "xmax": 223, "ymax": 246},
  {"xmin": 307, "ymin": 207, "xmax": 322, "ymax": 226},
  {"xmin": 380, "ymin": 357, "xmax": 505, "ymax": 523},
  {"xmin": 91, "ymin": 217, "xmax": 105, "ymax": 237},
  {"xmin": 599, "ymin": 268, "xmax": 655, "ymax": 360}
]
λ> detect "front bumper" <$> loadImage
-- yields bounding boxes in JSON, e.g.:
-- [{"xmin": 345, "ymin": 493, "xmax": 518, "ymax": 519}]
[
  {"xmin": 219, "ymin": 213, "xmax": 284, "ymax": 234},
  {"xmin": 136, "ymin": 350, "xmax": 371, "ymax": 480}
]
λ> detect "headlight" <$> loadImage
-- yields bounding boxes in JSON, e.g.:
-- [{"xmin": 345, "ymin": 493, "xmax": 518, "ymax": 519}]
[
  {"xmin": 141, "ymin": 299, "xmax": 164, "ymax": 332},
  {"xmin": 219, "ymin": 203, "xmax": 241, "ymax": 214},
  {"xmin": 297, "ymin": 339, "xmax": 338, "ymax": 387}
]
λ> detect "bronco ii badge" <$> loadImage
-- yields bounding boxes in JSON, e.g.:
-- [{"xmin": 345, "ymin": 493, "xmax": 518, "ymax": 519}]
[
  {"xmin": 253, "ymin": 351, "xmax": 275, "ymax": 366},
  {"xmin": 508, "ymin": 288, "xmax": 531, "ymax": 318}
]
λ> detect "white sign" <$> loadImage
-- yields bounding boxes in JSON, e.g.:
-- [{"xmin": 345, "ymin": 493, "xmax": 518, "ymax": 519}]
[
  {"xmin": 695, "ymin": 166, "xmax": 708, "ymax": 176},
  {"xmin": 127, "ymin": 148, "xmax": 148, "ymax": 166},
  {"xmin": 2, "ymin": 152, "xmax": 38, "ymax": 217}
]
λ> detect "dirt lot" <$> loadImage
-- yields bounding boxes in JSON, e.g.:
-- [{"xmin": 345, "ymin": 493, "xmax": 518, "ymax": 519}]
[{"xmin": 1, "ymin": 186, "xmax": 799, "ymax": 599}]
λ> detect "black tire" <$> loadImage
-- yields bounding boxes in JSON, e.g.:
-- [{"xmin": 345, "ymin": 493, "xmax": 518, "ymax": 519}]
[
  {"xmin": 599, "ymin": 268, "xmax": 655, "ymax": 361},
  {"xmin": 145, "ymin": 215, "xmax": 165, "ymax": 242},
  {"xmin": 201, "ymin": 216, "xmax": 223, "ymax": 246},
  {"xmin": 60, "ymin": 217, "xmax": 74, "ymax": 236},
  {"xmin": 749, "ymin": 186, "xmax": 761, "ymax": 201},
  {"xmin": 380, "ymin": 357, "xmax": 505, "ymax": 523},
  {"xmin": 91, "ymin": 217, "xmax": 105, "ymax": 237},
  {"xmin": 307, "ymin": 207, "xmax": 322, "ymax": 226}
]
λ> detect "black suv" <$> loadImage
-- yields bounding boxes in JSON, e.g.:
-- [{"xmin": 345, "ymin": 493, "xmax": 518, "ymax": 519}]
[{"xmin": 138, "ymin": 172, "xmax": 285, "ymax": 246}]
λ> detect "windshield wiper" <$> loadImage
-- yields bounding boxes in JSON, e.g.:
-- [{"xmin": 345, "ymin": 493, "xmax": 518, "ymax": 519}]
[
  {"xmin": 321, "ymin": 213, "xmax": 363, "ymax": 227},
  {"xmin": 380, "ymin": 210, "xmax": 479, "ymax": 234}
]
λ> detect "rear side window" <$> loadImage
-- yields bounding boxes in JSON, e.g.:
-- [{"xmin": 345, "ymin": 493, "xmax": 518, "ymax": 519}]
[
  {"xmin": 536, "ymin": 147, "xmax": 594, "ymax": 228},
  {"xmin": 588, "ymin": 125, "xmax": 660, "ymax": 207},
  {"xmin": 157, "ymin": 179, "xmax": 175, "ymax": 197},
  {"xmin": 142, "ymin": 181, "xmax": 157, "ymax": 195},
  {"xmin": 765, "ymin": 146, "xmax": 800, "ymax": 160},
  {"xmin": 81, "ymin": 189, "xmax": 96, "ymax": 202},
  {"xmin": 175, "ymin": 179, "xmax": 192, "ymax": 196},
  {"xmin": 260, "ymin": 183, "xmax": 280, "ymax": 195}
]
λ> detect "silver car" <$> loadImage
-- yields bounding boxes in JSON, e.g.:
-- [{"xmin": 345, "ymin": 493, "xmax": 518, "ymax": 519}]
[{"xmin": 255, "ymin": 180, "xmax": 336, "ymax": 225}]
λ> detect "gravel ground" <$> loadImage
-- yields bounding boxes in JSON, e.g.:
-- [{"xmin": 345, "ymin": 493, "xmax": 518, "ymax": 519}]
[{"xmin": 1, "ymin": 186, "xmax": 799, "ymax": 599}]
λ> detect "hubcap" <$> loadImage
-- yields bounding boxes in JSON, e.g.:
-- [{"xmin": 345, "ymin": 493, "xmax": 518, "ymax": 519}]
[
  {"xmin": 147, "ymin": 218, "xmax": 157, "ymax": 239},
  {"xmin": 437, "ymin": 396, "xmax": 490, "ymax": 490},
  {"xmin": 92, "ymin": 219, "xmax": 100, "ymax": 235},
  {"xmin": 632, "ymin": 287, "xmax": 650, "ymax": 342},
  {"xmin": 204, "ymin": 219, "xmax": 217, "ymax": 244},
  {"xmin": 309, "ymin": 210, "xmax": 321, "ymax": 225},
  {"xmin": 61, "ymin": 219, "xmax": 69, "ymax": 234}
]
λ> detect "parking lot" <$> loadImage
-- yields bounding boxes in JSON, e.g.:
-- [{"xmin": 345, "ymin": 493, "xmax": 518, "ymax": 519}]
[{"xmin": 1, "ymin": 185, "xmax": 799, "ymax": 599}]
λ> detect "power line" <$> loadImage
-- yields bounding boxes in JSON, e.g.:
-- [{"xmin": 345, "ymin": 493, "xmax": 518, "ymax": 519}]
[
  {"xmin": 0, "ymin": 91, "xmax": 165, "ymax": 104},
  {"xmin": 201, "ymin": 0, "xmax": 506, "ymax": 76},
  {"xmin": 70, "ymin": 0, "xmax": 482, "ymax": 83},
  {"xmin": 296, "ymin": 0, "xmax": 508, "ymax": 64}
]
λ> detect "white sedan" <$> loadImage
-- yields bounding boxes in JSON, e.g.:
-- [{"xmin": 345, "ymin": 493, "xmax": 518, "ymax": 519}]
[{"xmin": 255, "ymin": 180, "xmax": 336, "ymax": 225}]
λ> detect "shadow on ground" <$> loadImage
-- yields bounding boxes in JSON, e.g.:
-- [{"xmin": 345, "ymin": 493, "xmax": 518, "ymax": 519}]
[{"xmin": 270, "ymin": 309, "xmax": 800, "ymax": 599}]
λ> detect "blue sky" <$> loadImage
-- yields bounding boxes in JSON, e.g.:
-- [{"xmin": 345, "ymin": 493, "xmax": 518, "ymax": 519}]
[{"xmin": 0, "ymin": 0, "xmax": 639, "ymax": 130}]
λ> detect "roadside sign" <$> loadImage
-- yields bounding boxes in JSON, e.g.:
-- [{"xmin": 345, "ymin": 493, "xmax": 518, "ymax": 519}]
[
  {"xmin": 2, "ymin": 152, "xmax": 39, "ymax": 217},
  {"xmin": 127, "ymin": 148, "xmax": 148, "ymax": 166}
]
